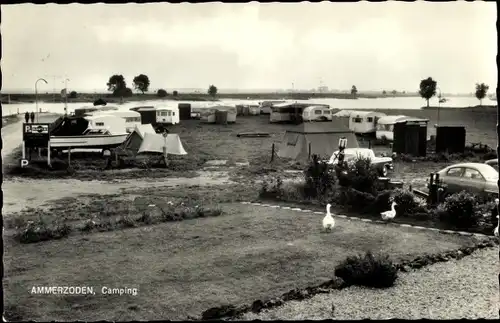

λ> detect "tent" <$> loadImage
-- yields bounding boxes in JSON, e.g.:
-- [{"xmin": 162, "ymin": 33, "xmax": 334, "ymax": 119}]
[
  {"xmin": 118, "ymin": 124, "xmax": 157, "ymax": 155},
  {"xmin": 277, "ymin": 120, "xmax": 359, "ymax": 162},
  {"xmin": 138, "ymin": 132, "xmax": 188, "ymax": 155}
]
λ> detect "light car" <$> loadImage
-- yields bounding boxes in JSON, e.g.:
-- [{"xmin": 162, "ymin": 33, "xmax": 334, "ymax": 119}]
[{"xmin": 328, "ymin": 148, "xmax": 394, "ymax": 177}]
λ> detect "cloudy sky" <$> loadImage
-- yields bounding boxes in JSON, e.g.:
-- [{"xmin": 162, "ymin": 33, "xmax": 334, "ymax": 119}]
[{"xmin": 2, "ymin": 2, "xmax": 497, "ymax": 93}]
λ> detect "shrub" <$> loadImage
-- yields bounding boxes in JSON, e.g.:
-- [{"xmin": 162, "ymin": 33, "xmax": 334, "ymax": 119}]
[
  {"xmin": 438, "ymin": 191, "xmax": 479, "ymax": 228},
  {"xmin": 303, "ymin": 154, "xmax": 336, "ymax": 198},
  {"xmin": 16, "ymin": 221, "xmax": 72, "ymax": 244},
  {"xmin": 68, "ymin": 91, "xmax": 78, "ymax": 99},
  {"xmin": 393, "ymin": 189, "xmax": 424, "ymax": 216},
  {"xmin": 173, "ymin": 90, "xmax": 178, "ymax": 96},
  {"xmin": 157, "ymin": 89, "xmax": 168, "ymax": 97},
  {"xmin": 338, "ymin": 156, "xmax": 379, "ymax": 194},
  {"xmin": 334, "ymin": 251, "xmax": 398, "ymax": 288},
  {"xmin": 259, "ymin": 177, "xmax": 284, "ymax": 199},
  {"xmin": 335, "ymin": 188, "xmax": 375, "ymax": 211}
]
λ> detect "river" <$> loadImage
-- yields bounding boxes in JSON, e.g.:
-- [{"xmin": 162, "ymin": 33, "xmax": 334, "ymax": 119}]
[{"xmin": 1, "ymin": 96, "xmax": 496, "ymax": 117}]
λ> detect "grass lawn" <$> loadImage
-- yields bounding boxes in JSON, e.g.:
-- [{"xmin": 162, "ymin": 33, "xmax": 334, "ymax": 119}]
[{"xmin": 4, "ymin": 202, "xmax": 484, "ymax": 321}]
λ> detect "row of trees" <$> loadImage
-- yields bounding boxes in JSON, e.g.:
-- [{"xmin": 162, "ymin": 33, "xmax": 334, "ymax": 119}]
[
  {"xmin": 106, "ymin": 74, "xmax": 219, "ymax": 98},
  {"xmin": 419, "ymin": 77, "xmax": 490, "ymax": 107}
]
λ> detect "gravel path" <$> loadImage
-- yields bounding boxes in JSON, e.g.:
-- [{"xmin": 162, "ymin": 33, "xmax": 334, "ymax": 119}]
[{"xmin": 239, "ymin": 247, "xmax": 499, "ymax": 320}]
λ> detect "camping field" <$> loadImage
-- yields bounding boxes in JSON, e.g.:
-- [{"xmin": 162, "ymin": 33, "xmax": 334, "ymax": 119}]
[{"xmin": 2, "ymin": 188, "xmax": 486, "ymax": 321}]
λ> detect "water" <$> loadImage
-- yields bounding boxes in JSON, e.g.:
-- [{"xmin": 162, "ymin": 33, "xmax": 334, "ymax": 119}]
[{"xmin": 2, "ymin": 96, "xmax": 496, "ymax": 117}]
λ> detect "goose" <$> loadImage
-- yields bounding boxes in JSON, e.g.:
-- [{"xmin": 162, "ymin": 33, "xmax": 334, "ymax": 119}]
[
  {"xmin": 381, "ymin": 201, "xmax": 397, "ymax": 221},
  {"xmin": 323, "ymin": 204, "xmax": 335, "ymax": 232}
]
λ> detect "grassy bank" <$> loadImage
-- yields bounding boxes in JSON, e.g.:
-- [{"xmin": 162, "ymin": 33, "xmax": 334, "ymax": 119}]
[
  {"xmin": 2, "ymin": 91, "xmax": 423, "ymax": 104},
  {"xmin": 2, "ymin": 114, "xmax": 20, "ymax": 126}
]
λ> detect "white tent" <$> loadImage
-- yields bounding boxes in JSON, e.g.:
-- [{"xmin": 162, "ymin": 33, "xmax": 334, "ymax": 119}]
[{"xmin": 138, "ymin": 132, "xmax": 188, "ymax": 155}]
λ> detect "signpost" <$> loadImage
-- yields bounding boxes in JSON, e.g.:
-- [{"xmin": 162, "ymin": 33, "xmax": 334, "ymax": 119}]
[{"xmin": 22, "ymin": 123, "xmax": 52, "ymax": 167}]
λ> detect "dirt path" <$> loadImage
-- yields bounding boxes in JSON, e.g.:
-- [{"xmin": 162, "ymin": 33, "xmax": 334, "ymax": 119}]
[{"xmin": 2, "ymin": 171, "xmax": 233, "ymax": 215}]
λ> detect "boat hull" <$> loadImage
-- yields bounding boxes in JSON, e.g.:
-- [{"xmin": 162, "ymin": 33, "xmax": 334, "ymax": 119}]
[{"xmin": 49, "ymin": 134, "xmax": 129, "ymax": 149}]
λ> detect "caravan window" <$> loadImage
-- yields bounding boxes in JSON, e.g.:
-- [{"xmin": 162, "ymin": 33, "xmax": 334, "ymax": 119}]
[
  {"xmin": 323, "ymin": 110, "xmax": 331, "ymax": 114},
  {"xmin": 95, "ymin": 122, "xmax": 105, "ymax": 126},
  {"xmin": 352, "ymin": 117, "xmax": 362, "ymax": 123},
  {"xmin": 314, "ymin": 110, "xmax": 322, "ymax": 115},
  {"xmin": 172, "ymin": 112, "xmax": 175, "ymax": 116},
  {"xmin": 367, "ymin": 117, "xmax": 373, "ymax": 122}
]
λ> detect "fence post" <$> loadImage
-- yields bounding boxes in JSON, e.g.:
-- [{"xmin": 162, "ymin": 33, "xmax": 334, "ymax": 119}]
[
  {"xmin": 270, "ymin": 143, "xmax": 275, "ymax": 163},
  {"xmin": 68, "ymin": 147, "xmax": 71, "ymax": 166},
  {"xmin": 308, "ymin": 142, "xmax": 312, "ymax": 160},
  {"xmin": 368, "ymin": 140, "xmax": 372, "ymax": 149}
]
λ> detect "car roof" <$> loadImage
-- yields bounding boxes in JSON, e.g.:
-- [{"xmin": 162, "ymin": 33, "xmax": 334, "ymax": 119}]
[{"xmin": 443, "ymin": 163, "xmax": 497, "ymax": 172}]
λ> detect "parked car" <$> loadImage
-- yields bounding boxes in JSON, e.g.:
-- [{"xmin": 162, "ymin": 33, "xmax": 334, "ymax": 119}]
[
  {"xmin": 435, "ymin": 162, "xmax": 498, "ymax": 199},
  {"xmin": 485, "ymin": 158, "xmax": 498, "ymax": 171},
  {"xmin": 328, "ymin": 148, "xmax": 394, "ymax": 176}
]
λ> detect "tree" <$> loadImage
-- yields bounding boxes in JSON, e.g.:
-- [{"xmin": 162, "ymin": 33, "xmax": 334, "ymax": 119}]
[
  {"xmin": 391, "ymin": 90, "xmax": 397, "ymax": 96},
  {"xmin": 208, "ymin": 85, "xmax": 218, "ymax": 98},
  {"xmin": 68, "ymin": 91, "xmax": 78, "ymax": 99},
  {"xmin": 382, "ymin": 90, "xmax": 387, "ymax": 95},
  {"xmin": 133, "ymin": 74, "xmax": 150, "ymax": 94},
  {"xmin": 157, "ymin": 89, "xmax": 168, "ymax": 97},
  {"xmin": 173, "ymin": 90, "xmax": 178, "ymax": 97},
  {"xmin": 475, "ymin": 83, "xmax": 489, "ymax": 106},
  {"xmin": 113, "ymin": 87, "xmax": 133, "ymax": 97},
  {"xmin": 107, "ymin": 75, "xmax": 126, "ymax": 93},
  {"xmin": 419, "ymin": 77, "xmax": 437, "ymax": 108},
  {"xmin": 351, "ymin": 85, "xmax": 358, "ymax": 96}
]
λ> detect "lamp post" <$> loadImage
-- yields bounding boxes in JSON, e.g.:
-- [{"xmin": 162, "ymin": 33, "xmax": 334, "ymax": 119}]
[
  {"xmin": 64, "ymin": 78, "xmax": 70, "ymax": 116},
  {"xmin": 35, "ymin": 78, "xmax": 48, "ymax": 122},
  {"xmin": 436, "ymin": 86, "xmax": 442, "ymax": 126}
]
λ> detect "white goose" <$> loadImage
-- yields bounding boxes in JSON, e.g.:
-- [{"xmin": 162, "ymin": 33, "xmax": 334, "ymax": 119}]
[
  {"xmin": 381, "ymin": 201, "xmax": 397, "ymax": 221},
  {"xmin": 323, "ymin": 204, "xmax": 335, "ymax": 232}
]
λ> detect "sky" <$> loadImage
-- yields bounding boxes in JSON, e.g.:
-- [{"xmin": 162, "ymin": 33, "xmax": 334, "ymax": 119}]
[{"xmin": 1, "ymin": 2, "xmax": 497, "ymax": 94}]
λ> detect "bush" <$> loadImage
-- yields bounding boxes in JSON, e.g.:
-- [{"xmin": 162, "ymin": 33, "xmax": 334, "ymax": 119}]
[
  {"xmin": 16, "ymin": 221, "xmax": 72, "ymax": 244},
  {"xmin": 334, "ymin": 251, "xmax": 398, "ymax": 288},
  {"xmin": 437, "ymin": 191, "xmax": 479, "ymax": 228},
  {"xmin": 173, "ymin": 90, "xmax": 178, "ymax": 96},
  {"xmin": 157, "ymin": 89, "xmax": 168, "ymax": 97},
  {"xmin": 393, "ymin": 189, "xmax": 425, "ymax": 216},
  {"xmin": 259, "ymin": 177, "xmax": 284, "ymax": 199},
  {"xmin": 338, "ymin": 156, "xmax": 379, "ymax": 194},
  {"xmin": 68, "ymin": 91, "xmax": 78, "ymax": 99},
  {"xmin": 303, "ymin": 154, "xmax": 336, "ymax": 198}
]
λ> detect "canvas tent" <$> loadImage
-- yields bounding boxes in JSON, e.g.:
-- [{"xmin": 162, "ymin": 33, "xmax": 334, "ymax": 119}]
[
  {"xmin": 138, "ymin": 132, "xmax": 188, "ymax": 155},
  {"xmin": 117, "ymin": 124, "xmax": 157, "ymax": 155},
  {"xmin": 277, "ymin": 120, "xmax": 359, "ymax": 162}
]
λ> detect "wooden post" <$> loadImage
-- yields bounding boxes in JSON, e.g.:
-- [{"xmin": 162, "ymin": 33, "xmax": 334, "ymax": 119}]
[
  {"xmin": 163, "ymin": 132, "xmax": 169, "ymax": 167},
  {"xmin": 47, "ymin": 140, "xmax": 51, "ymax": 167},
  {"xmin": 22, "ymin": 141, "xmax": 26, "ymax": 160},
  {"xmin": 368, "ymin": 140, "xmax": 372, "ymax": 149},
  {"xmin": 308, "ymin": 142, "xmax": 312, "ymax": 160},
  {"xmin": 38, "ymin": 148, "xmax": 41, "ymax": 158},
  {"xmin": 68, "ymin": 147, "xmax": 71, "ymax": 166},
  {"xmin": 270, "ymin": 143, "xmax": 275, "ymax": 162}
]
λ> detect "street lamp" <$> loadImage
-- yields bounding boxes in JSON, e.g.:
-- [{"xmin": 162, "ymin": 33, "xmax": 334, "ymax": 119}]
[
  {"xmin": 64, "ymin": 78, "xmax": 70, "ymax": 116},
  {"xmin": 436, "ymin": 86, "xmax": 443, "ymax": 125},
  {"xmin": 35, "ymin": 78, "xmax": 48, "ymax": 122}
]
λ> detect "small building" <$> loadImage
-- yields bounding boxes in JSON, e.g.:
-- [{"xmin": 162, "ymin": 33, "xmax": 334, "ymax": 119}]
[
  {"xmin": 392, "ymin": 118, "xmax": 429, "ymax": 157},
  {"xmin": 200, "ymin": 105, "xmax": 237, "ymax": 123},
  {"xmin": 375, "ymin": 115, "xmax": 409, "ymax": 141},
  {"xmin": 302, "ymin": 105, "xmax": 333, "ymax": 122},
  {"xmin": 131, "ymin": 106, "xmax": 157, "ymax": 125},
  {"xmin": 178, "ymin": 103, "xmax": 192, "ymax": 120},
  {"xmin": 435, "ymin": 125, "xmax": 466, "ymax": 154}
]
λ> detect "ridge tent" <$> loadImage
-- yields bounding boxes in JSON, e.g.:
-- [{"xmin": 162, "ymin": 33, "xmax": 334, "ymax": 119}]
[
  {"xmin": 117, "ymin": 124, "xmax": 157, "ymax": 155},
  {"xmin": 138, "ymin": 132, "xmax": 188, "ymax": 155},
  {"xmin": 277, "ymin": 120, "xmax": 359, "ymax": 162}
]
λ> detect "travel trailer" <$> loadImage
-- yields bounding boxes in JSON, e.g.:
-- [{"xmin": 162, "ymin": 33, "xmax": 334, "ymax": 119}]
[
  {"xmin": 73, "ymin": 105, "xmax": 119, "ymax": 117},
  {"xmin": 200, "ymin": 105, "xmax": 237, "ymax": 123},
  {"xmin": 348, "ymin": 110, "xmax": 387, "ymax": 135},
  {"xmin": 85, "ymin": 110, "xmax": 142, "ymax": 133},
  {"xmin": 375, "ymin": 115, "xmax": 409, "ymax": 141},
  {"xmin": 302, "ymin": 105, "xmax": 333, "ymax": 122},
  {"xmin": 270, "ymin": 102, "xmax": 329, "ymax": 123},
  {"xmin": 156, "ymin": 104, "xmax": 180, "ymax": 125},
  {"xmin": 259, "ymin": 100, "xmax": 287, "ymax": 114}
]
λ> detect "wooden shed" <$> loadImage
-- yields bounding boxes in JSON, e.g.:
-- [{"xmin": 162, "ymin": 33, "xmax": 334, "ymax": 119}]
[
  {"xmin": 435, "ymin": 125, "xmax": 466, "ymax": 154},
  {"xmin": 393, "ymin": 118, "xmax": 429, "ymax": 157}
]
